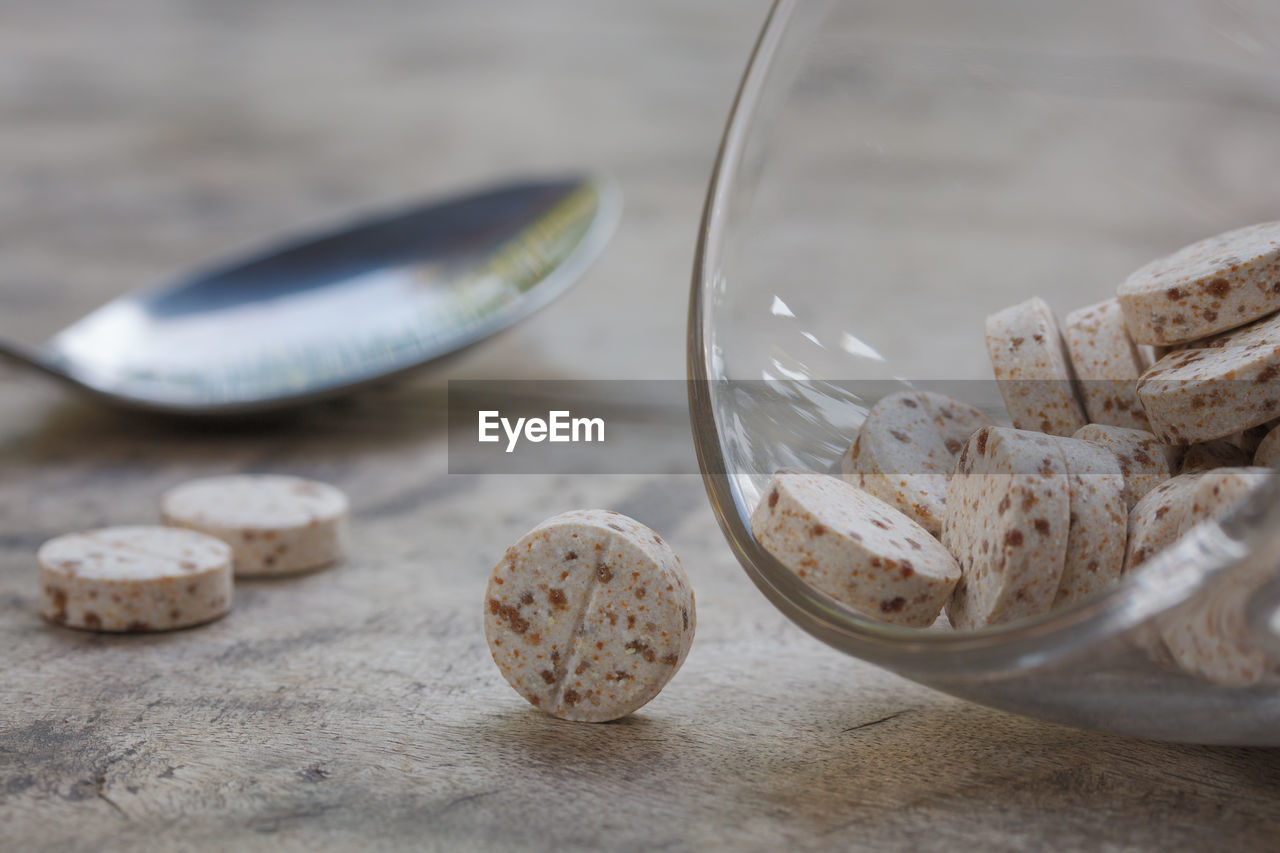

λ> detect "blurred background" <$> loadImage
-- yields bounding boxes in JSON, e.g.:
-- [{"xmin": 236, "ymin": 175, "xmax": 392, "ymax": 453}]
[
  {"xmin": 0, "ymin": 0, "xmax": 769, "ymax": 389},
  {"xmin": 6, "ymin": 5, "xmax": 1280, "ymax": 850}
]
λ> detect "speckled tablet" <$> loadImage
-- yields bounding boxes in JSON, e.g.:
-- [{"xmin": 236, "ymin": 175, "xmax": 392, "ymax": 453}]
[
  {"xmin": 985, "ymin": 297, "xmax": 1088, "ymax": 436},
  {"xmin": 161, "ymin": 474, "xmax": 348, "ymax": 576},
  {"xmin": 842, "ymin": 390, "xmax": 993, "ymax": 536},
  {"xmin": 1117, "ymin": 221, "xmax": 1280, "ymax": 345},
  {"xmin": 752, "ymin": 470, "xmax": 961, "ymax": 628},
  {"xmin": 943, "ymin": 427, "xmax": 1071, "ymax": 629},
  {"xmin": 1125, "ymin": 467, "xmax": 1269, "ymax": 573},
  {"xmin": 1063, "ymin": 298, "xmax": 1152, "ymax": 430},
  {"xmin": 1123, "ymin": 473, "xmax": 1201, "ymax": 573},
  {"xmin": 484, "ymin": 510, "xmax": 695, "ymax": 723},
  {"xmin": 1051, "ymin": 436, "xmax": 1127, "ymax": 607},
  {"xmin": 38, "ymin": 526, "xmax": 232, "ymax": 632},
  {"xmin": 1137, "ymin": 311, "xmax": 1280, "ymax": 445},
  {"xmin": 1154, "ymin": 468, "xmax": 1273, "ymax": 686},
  {"xmin": 1073, "ymin": 423, "xmax": 1178, "ymax": 509}
]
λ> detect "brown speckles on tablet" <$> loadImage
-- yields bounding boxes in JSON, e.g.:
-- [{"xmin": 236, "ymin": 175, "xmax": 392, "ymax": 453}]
[
  {"xmin": 943, "ymin": 427, "xmax": 1071, "ymax": 629},
  {"xmin": 1064, "ymin": 299, "xmax": 1152, "ymax": 431},
  {"xmin": 1119, "ymin": 221, "xmax": 1280, "ymax": 345},
  {"xmin": 1138, "ymin": 311, "xmax": 1280, "ymax": 444},
  {"xmin": 751, "ymin": 470, "xmax": 960, "ymax": 628},
  {"xmin": 1074, "ymin": 424, "xmax": 1179, "ymax": 509},
  {"xmin": 483, "ymin": 510, "xmax": 695, "ymax": 723},
  {"xmin": 842, "ymin": 391, "xmax": 992, "ymax": 536},
  {"xmin": 985, "ymin": 298, "xmax": 1087, "ymax": 436},
  {"xmin": 1050, "ymin": 436, "xmax": 1127, "ymax": 606},
  {"xmin": 37, "ymin": 526, "xmax": 232, "ymax": 633},
  {"xmin": 161, "ymin": 474, "xmax": 348, "ymax": 577}
]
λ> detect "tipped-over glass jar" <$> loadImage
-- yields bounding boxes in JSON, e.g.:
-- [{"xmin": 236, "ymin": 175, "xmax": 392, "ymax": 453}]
[{"xmin": 688, "ymin": 0, "xmax": 1280, "ymax": 745}]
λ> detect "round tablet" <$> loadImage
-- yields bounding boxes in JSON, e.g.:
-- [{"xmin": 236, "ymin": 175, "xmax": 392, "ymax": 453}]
[
  {"xmin": 484, "ymin": 510, "xmax": 695, "ymax": 723},
  {"xmin": 38, "ymin": 526, "xmax": 232, "ymax": 632},
  {"xmin": 1063, "ymin": 299, "xmax": 1152, "ymax": 431},
  {"xmin": 1123, "ymin": 473, "xmax": 1200, "ymax": 573},
  {"xmin": 1159, "ymin": 583, "xmax": 1267, "ymax": 688},
  {"xmin": 1183, "ymin": 467, "xmax": 1271, "ymax": 530},
  {"xmin": 1118, "ymin": 220, "xmax": 1280, "ymax": 346},
  {"xmin": 943, "ymin": 427, "xmax": 1071, "ymax": 629},
  {"xmin": 985, "ymin": 297, "xmax": 1088, "ymax": 436},
  {"xmin": 161, "ymin": 475, "xmax": 348, "ymax": 576},
  {"xmin": 1051, "ymin": 436, "xmax": 1127, "ymax": 607},
  {"xmin": 1124, "ymin": 467, "xmax": 1268, "ymax": 572},
  {"xmin": 751, "ymin": 470, "xmax": 961, "ymax": 628},
  {"xmin": 841, "ymin": 390, "xmax": 994, "ymax": 536},
  {"xmin": 1073, "ymin": 424, "xmax": 1178, "ymax": 509},
  {"xmin": 1154, "ymin": 468, "xmax": 1272, "ymax": 686},
  {"xmin": 1137, "ymin": 310, "xmax": 1280, "ymax": 445}
]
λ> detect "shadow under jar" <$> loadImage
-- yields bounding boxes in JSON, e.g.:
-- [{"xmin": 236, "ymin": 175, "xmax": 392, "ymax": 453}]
[{"xmin": 688, "ymin": 0, "xmax": 1280, "ymax": 744}]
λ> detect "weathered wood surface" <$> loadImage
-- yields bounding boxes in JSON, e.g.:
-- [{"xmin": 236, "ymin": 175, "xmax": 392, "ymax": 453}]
[{"xmin": 1, "ymin": 2, "xmax": 1279, "ymax": 851}]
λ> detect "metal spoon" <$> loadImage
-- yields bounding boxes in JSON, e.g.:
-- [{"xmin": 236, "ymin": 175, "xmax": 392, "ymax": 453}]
[{"xmin": 0, "ymin": 174, "xmax": 620, "ymax": 415}]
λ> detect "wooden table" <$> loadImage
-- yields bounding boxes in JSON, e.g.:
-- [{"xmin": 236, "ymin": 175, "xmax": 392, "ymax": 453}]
[{"xmin": 2, "ymin": 2, "xmax": 1278, "ymax": 850}]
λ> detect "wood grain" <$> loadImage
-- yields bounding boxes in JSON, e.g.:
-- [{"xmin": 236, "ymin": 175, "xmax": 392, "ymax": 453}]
[{"xmin": 2, "ymin": 2, "xmax": 1279, "ymax": 851}]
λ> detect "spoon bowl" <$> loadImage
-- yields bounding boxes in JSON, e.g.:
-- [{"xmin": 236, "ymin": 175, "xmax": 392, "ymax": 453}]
[{"xmin": 1, "ymin": 174, "xmax": 619, "ymax": 415}]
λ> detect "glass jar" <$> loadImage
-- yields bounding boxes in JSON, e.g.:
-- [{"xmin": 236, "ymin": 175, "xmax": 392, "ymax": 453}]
[{"xmin": 689, "ymin": 0, "xmax": 1280, "ymax": 744}]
